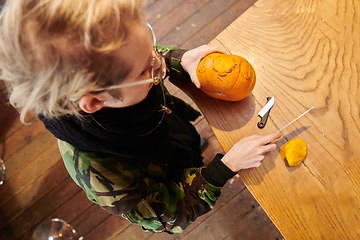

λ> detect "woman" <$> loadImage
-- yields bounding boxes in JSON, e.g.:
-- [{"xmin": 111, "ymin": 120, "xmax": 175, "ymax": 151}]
[{"xmin": 0, "ymin": 0, "xmax": 280, "ymax": 233}]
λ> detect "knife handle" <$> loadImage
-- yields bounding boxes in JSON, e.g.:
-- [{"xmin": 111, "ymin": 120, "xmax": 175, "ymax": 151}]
[{"xmin": 258, "ymin": 97, "xmax": 272, "ymax": 129}]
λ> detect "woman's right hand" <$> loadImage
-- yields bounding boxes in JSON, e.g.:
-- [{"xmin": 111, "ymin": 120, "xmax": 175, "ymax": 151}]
[{"xmin": 221, "ymin": 132, "xmax": 281, "ymax": 172}]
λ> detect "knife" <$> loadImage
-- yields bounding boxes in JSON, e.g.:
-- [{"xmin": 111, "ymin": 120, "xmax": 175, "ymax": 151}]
[
  {"xmin": 258, "ymin": 97, "xmax": 274, "ymax": 117},
  {"xmin": 278, "ymin": 106, "xmax": 314, "ymax": 132},
  {"xmin": 258, "ymin": 97, "xmax": 274, "ymax": 129}
]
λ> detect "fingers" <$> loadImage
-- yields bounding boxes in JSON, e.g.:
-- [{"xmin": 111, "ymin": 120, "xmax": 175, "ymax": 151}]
[
  {"xmin": 211, "ymin": 46, "xmax": 226, "ymax": 54},
  {"xmin": 243, "ymin": 156, "xmax": 264, "ymax": 169},
  {"xmin": 261, "ymin": 142, "xmax": 278, "ymax": 153},
  {"xmin": 200, "ymin": 45, "xmax": 226, "ymax": 55},
  {"xmin": 245, "ymin": 133, "xmax": 281, "ymax": 147},
  {"xmin": 259, "ymin": 132, "xmax": 281, "ymax": 145},
  {"xmin": 251, "ymin": 160, "xmax": 262, "ymax": 169},
  {"xmin": 257, "ymin": 133, "xmax": 281, "ymax": 154},
  {"xmin": 244, "ymin": 135, "xmax": 262, "ymax": 141},
  {"xmin": 191, "ymin": 75, "xmax": 201, "ymax": 88},
  {"xmin": 181, "ymin": 45, "xmax": 227, "ymax": 89},
  {"xmin": 223, "ymin": 133, "xmax": 281, "ymax": 171}
]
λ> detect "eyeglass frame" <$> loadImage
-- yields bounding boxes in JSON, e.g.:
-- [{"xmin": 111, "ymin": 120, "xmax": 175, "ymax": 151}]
[{"xmin": 69, "ymin": 23, "xmax": 166, "ymax": 102}]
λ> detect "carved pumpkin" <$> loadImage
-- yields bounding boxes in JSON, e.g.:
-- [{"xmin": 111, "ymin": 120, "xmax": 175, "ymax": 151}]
[
  {"xmin": 281, "ymin": 137, "xmax": 308, "ymax": 167},
  {"xmin": 196, "ymin": 53, "xmax": 256, "ymax": 101}
]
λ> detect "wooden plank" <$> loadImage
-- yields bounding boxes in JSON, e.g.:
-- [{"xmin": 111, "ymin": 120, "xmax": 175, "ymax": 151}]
[
  {"xmin": 111, "ymin": 224, "xmax": 153, "ymax": 240},
  {"xmin": 70, "ymin": 204, "xmax": 111, "ymax": 238},
  {"xmin": 180, "ymin": 0, "xmax": 257, "ymax": 49},
  {"xmin": 178, "ymin": 189, "xmax": 281, "ymax": 240},
  {"xmin": 0, "ymin": 82, "xmax": 38, "ymax": 142},
  {"xmin": 0, "ymin": 81, "xmax": 21, "ymax": 141},
  {"xmin": 145, "ymin": 0, "xmax": 183, "ymax": 26},
  {"xmin": 0, "ymin": 140, "xmax": 60, "ymax": 207},
  {"xmin": 2, "ymin": 129, "xmax": 57, "ymax": 181},
  {"xmin": 46, "ymin": 190, "xmax": 93, "ymax": 224},
  {"xmin": 2, "ymin": 120, "xmax": 49, "ymax": 164},
  {"xmin": 223, "ymin": 206, "xmax": 284, "ymax": 240},
  {"xmin": 151, "ymin": 0, "xmax": 212, "ymax": 40},
  {"xmin": 0, "ymin": 176, "xmax": 80, "ymax": 240},
  {"xmin": 17, "ymin": 191, "xmax": 91, "ymax": 240},
  {"xmin": 159, "ymin": 0, "xmax": 256, "ymax": 48},
  {"xmin": 177, "ymin": 0, "xmax": 360, "ymax": 238},
  {"xmin": 143, "ymin": 0, "xmax": 158, "ymax": 10},
  {"xmin": 0, "ymin": 102, "xmax": 20, "ymax": 142},
  {"xmin": 85, "ymin": 215, "xmax": 131, "ymax": 240},
  {"xmin": 16, "ymin": 183, "xmax": 92, "ymax": 240},
  {"xmin": 0, "ymin": 148, "xmax": 63, "ymax": 230}
]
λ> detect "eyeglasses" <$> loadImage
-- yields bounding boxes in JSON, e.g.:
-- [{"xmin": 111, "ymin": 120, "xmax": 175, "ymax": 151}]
[
  {"xmin": 69, "ymin": 23, "xmax": 167, "ymax": 102},
  {"xmin": 82, "ymin": 23, "xmax": 170, "ymax": 136}
]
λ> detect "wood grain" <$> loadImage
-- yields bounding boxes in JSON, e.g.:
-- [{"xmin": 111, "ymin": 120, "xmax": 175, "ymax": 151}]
[{"xmin": 178, "ymin": 0, "xmax": 360, "ymax": 238}]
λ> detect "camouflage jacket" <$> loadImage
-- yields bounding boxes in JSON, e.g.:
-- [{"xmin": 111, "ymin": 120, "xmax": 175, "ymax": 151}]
[
  {"xmin": 59, "ymin": 140, "xmax": 233, "ymax": 233},
  {"xmin": 57, "ymin": 46, "xmax": 236, "ymax": 234}
]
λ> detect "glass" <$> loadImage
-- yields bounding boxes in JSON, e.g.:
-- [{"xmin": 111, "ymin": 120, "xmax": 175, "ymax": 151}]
[
  {"xmin": 69, "ymin": 23, "xmax": 166, "ymax": 102},
  {"xmin": 32, "ymin": 218, "xmax": 83, "ymax": 240},
  {"xmin": 0, "ymin": 158, "xmax": 5, "ymax": 186}
]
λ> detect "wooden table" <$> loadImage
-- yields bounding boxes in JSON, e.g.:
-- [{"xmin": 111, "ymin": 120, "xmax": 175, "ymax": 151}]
[{"xmin": 179, "ymin": 0, "xmax": 360, "ymax": 238}]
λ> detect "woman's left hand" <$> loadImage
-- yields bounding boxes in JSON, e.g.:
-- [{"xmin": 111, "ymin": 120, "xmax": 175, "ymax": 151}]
[{"xmin": 181, "ymin": 45, "xmax": 225, "ymax": 88}]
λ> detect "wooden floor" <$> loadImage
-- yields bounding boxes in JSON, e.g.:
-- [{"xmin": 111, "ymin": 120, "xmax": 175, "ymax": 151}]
[{"xmin": 0, "ymin": 0, "xmax": 284, "ymax": 239}]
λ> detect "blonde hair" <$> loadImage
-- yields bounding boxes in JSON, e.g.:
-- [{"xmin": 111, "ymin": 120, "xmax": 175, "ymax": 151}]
[{"xmin": 0, "ymin": 0, "xmax": 144, "ymax": 123}]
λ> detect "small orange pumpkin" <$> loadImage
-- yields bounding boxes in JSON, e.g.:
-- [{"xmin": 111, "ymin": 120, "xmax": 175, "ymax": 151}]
[{"xmin": 196, "ymin": 53, "xmax": 256, "ymax": 101}]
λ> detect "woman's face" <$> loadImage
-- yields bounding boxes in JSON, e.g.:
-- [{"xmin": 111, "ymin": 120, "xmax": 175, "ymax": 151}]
[{"xmin": 102, "ymin": 21, "xmax": 162, "ymax": 108}]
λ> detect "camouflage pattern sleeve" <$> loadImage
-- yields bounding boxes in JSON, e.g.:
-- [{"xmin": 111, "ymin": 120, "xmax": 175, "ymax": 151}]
[
  {"xmin": 58, "ymin": 140, "xmax": 224, "ymax": 234},
  {"xmin": 156, "ymin": 45, "xmax": 189, "ymax": 83}
]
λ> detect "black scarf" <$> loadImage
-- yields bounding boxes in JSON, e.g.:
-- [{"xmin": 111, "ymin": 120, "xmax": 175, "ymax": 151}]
[{"xmin": 39, "ymin": 85, "xmax": 204, "ymax": 170}]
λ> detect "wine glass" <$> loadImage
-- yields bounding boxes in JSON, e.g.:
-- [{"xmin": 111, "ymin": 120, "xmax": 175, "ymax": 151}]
[
  {"xmin": 0, "ymin": 158, "xmax": 5, "ymax": 186},
  {"xmin": 32, "ymin": 218, "xmax": 83, "ymax": 240}
]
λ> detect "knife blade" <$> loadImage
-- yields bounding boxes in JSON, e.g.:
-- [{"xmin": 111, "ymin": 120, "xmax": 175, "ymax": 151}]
[
  {"xmin": 258, "ymin": 97, "xmax": 274, "ymax": 129},
  {"xmin": 278, "ymin": 106, "xmax": 314, "ymax": 132},
  {"xmin": 258, "ymin": 97, "xmax": 274, "ymax": 117}
]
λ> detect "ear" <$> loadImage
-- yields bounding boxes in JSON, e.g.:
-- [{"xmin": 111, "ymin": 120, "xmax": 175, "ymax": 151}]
[{"xmin": 79, "ymin": 94, "xmax": 105, "ymax": 114}]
